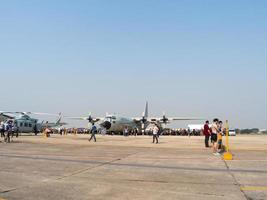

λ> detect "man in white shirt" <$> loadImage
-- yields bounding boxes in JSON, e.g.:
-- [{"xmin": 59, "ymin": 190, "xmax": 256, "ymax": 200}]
[
  {"xmin": 211, "ymin": 118, "xmax": 219, "ymax": 155},
  {"xmin": 123, "ymin": 126, "xmax": 128, "ymax": 137},
  {"xmin": 152, "ymin": 125, "xmax": 159, "ymax": 144}
]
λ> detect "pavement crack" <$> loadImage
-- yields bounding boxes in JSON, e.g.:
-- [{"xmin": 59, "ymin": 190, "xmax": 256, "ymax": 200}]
[
  {"xmin": 56, "ymin": 152, "xmax": 139, "ymax": 180},
  {"xmin": 0, "ymin": 152, "xmax": 139, "ymax": 195},
  {"xmin": 55, "ymin": 158, "xmax": 121, "ymax": 180},
  {"xmin": 0, "ymin": 188, "xmax": 18, "ymax": 194},
  {"xmin": 223, "ymin": 160, "xmax": 250, "ymax": 200},
  {"xmin": 0, "ymin": 157, "xmax": 124, "ymax": 195}
]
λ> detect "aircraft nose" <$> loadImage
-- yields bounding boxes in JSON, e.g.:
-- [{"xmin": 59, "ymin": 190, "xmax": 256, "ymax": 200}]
[{"xmin": 101, "ymin": 121, "xmax": 112, "ymax": 130}]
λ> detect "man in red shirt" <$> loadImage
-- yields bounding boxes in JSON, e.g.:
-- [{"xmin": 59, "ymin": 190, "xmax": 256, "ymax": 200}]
[{"xmin": 203, "ymin": 120, "xmax": 211, "ymax": 148}]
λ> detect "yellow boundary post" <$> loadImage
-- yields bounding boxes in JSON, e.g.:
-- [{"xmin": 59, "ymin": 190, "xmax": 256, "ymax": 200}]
[{"xmin": 223, "ymin": 120, "xmax": 233, "ymax": 160}]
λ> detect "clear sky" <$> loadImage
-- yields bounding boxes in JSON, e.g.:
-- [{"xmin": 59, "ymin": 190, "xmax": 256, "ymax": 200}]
[{"xmin": 0, "ymin": 0, "xmax": 266, "ymax": 129}]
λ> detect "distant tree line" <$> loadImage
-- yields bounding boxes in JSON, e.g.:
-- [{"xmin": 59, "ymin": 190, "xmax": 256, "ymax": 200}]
[{"xmin": 235, "ymin": 128, "xmax": 267, "ymax": 134}]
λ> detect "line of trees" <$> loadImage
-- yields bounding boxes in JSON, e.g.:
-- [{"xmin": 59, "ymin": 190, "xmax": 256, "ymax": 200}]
[{"xmin": 235, "ymin": 128, "xmax": 267, "ymax": 134}]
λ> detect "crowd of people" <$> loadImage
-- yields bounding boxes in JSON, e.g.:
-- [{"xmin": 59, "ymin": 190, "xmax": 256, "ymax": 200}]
[
  {"xmin": 159, "ymin": 129, "xmax": 202, "ymax": 136},
  {"xmin": 0, "ymin": 121, "xmax": 18, "ymax": 143},
  {"xmin": 47, "ymin": 126, "xmax": 202, "ymax": 137}
]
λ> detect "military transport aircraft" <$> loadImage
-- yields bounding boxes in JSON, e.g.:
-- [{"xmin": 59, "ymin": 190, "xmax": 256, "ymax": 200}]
[
  {"xmin": 0, "ymin": 111, "xmax": 67, "ymax": 133},
  {"xmin": 66, "ymin": 102, "xmax": 203, "ymax": 134}
]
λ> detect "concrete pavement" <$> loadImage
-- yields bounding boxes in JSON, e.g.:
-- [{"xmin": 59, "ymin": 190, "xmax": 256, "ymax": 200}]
[{"xmin": 0, "ymin": 135, "xmax": 266, "ymax": 200}]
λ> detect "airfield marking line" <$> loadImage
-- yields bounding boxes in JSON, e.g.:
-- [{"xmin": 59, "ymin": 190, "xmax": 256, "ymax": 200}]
[
  {"xmin": 101, "ymin": 183, "xmax": 226, "ymax": 198},
  {"xmin": 0, "ymin": 153, "xmax": 214, "ymax": 161},
  {"xmin": 228, "ymin": 160, "xmax": 267, "ymax": 162},
  {"xmin": 0, "ymin": 153, "xmax": 120, "ymax": 160},
  {"xmin": 241, "ymin": 186, "xmax": 267, "ymax": 191},
  {"xmin": 1, "ymin": 154, "xmax": 267, "ymax": 174},
  {"xmin": 119, "ymin": 178, "xmax": 231, "ymax": 187},
  {"xmin": 231, "ymin": 148, "xmax": 267, "ymax": 151}
]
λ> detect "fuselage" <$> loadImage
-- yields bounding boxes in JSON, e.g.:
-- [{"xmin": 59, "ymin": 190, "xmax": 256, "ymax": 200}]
[
  {"xmin": 5, "ymin": 115, "xmax": 39, "ymax": 133},
  {"xmin": 4, "ymin": 115, "xmax": 64, "ymax": 133},
  {"xmin": 96, "ymin": 115, "xmax": 140, "ymax": 133}
]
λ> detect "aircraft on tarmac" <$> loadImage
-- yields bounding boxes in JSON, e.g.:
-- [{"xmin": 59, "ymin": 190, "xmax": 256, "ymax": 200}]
[
  {"xmin": 67, "ymin": 102, "xmax": 203, "ymax": 134},
  {"xmin": 0, "ymin": 111, "xmax": 67, "ymax": 134}
]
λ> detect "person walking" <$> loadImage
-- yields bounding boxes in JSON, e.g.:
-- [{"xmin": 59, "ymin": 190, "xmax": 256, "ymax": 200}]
[
  {"xmin": 152, "ymin": 124, "xmax": 159, "ymax": 144},
  {"xmin": 203, "ymin": 120, "xmax": 211, "ymax": 148},
  {"xmin": 4, "ymin": 122, "xmax": 13, "ymax": 143},
  {"xmin": 0, "ymin": 122, "xmax": 5, "ymax": 138},
  {"xmin": 89, "ymin": 123, "xmax": 97, "ymax": 142},
  {"xmin": 134, "ymin": 128, "xmax": 138, "ymax": 137},
  {"xmin": 34, "ymin": 124, "xmax": 38, "ymax": 136}
]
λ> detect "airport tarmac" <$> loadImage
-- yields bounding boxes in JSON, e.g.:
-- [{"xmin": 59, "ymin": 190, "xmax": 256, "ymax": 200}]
[{"xmin": 0, "ymin": 135, "xmax": 266, "ymax": 200}]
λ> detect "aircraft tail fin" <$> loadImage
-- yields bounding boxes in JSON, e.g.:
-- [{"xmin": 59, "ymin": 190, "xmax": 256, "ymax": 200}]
[
  {"xmin": 144, "ymin": 101, "xmax": 148, "ymax": 118},
  {"xmin": 56, "ymin": 113, "xmax": 62, "ymax": 125}
]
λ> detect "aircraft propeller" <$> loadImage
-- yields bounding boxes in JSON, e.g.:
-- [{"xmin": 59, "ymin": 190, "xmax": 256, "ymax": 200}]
[
  {"xmin": 86, "ymin": 112, "xmax": 94, "ymax": 123},
  {"xmin": 160, "ymin": 111, "xmax": 169, "ymax": 128}
]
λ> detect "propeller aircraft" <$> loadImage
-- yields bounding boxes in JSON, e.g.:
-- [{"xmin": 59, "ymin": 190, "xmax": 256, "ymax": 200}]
[{"xmin": 66, "ymin": 102, "xmax": 203, "ymax": 134}]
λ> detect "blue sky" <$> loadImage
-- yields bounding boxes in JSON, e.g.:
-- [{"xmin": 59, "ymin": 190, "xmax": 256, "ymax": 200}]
[{"xmin": 0, "ymin": 0, "xmax": 266, "ymax": 128}]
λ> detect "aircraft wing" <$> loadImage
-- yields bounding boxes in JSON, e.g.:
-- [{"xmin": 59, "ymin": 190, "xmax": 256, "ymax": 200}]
[
  {"xmin": 29, "ymin": 112, "xmax": 60, "ymax": 116},
  {"xmin": 66, "ymin": 116, "xmax": 104, "ymax": 122},
  {"xmin": 149, "ymin": 117, "xmax": 204, "ymax": 122},
  {"xmin": 42, "ymin": 122, "xmax": 68, "ymax": 128},
  {"xmin": 58, "ymin": 122, "xmax": 68, "ymax": 126},
  {"xmin": 166, "ymin": 117, "xmax": 204, "ymax": 121},
  {"xmin": 132, "ymin": 117, "xmax": 203, "ymax": 122},
  {"xmin": 66, "ymin": 117, "xmax": 88, "ymax": 120}
]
